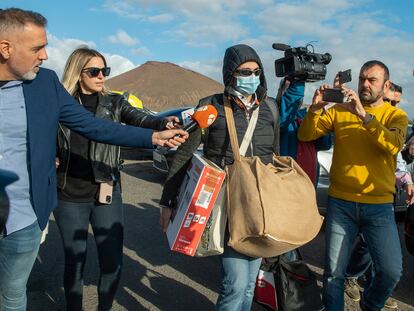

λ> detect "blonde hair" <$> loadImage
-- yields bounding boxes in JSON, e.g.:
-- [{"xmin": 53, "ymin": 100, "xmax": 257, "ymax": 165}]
[{"xmin": 61, "ymin": 46, "xmax": 109, "ymax": 96}]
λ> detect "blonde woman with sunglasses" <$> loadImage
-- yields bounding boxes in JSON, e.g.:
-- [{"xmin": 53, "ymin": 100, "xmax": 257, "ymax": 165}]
[{"xmin": 54, "ymin": 47, "xmax": 178, "ymax": 311}]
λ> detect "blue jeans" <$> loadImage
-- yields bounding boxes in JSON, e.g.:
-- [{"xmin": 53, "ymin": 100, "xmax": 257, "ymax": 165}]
[
  {"xmin": 216, "ymin": 245, "xmax": 262, "ymax": 311},
  {"xmin": 53, "ymin": 184, "xmax": 123, "ymax": 311},
  {"xmin": 323, "ymin": 197, "xmax": 402, "ymax": 311},
  {"xmin": 0, "ymin": 221, "xmax": 42, "ymax": 311},
  {"xmin": 345, "ymin": 235, "xmax": 374, "ymax": 285}
]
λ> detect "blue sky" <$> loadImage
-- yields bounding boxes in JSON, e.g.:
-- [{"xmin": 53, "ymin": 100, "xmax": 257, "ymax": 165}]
[{"xmin": 4, "ymin": 0, "xmax": 414, "ymax": 116}]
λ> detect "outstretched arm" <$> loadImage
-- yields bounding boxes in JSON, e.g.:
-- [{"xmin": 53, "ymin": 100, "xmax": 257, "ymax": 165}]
[{"xmin": 278, "ymin": 79, "xmax": 305, "ymax": 130}]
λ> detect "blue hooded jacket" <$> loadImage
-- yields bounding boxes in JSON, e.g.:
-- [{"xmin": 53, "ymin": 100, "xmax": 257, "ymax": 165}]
[{"xmin": 278, "ymin": 82, "xmax": 332, "ymax": 158}]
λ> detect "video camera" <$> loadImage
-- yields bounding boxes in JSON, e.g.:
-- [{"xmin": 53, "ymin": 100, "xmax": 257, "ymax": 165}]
[{"xmin": 273, "ymin": 43, "xmax": 332, "ymax": 82}]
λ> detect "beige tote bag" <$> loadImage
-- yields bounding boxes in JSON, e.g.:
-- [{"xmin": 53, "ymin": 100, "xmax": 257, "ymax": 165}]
[{"xmin": 223, "ymin": 99, "xmax": 323, "ymax": 258}]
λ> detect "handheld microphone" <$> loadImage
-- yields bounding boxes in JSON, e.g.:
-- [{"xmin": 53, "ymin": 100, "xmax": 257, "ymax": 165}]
[
  {"xmin": 183, "ymin": 105, "xmax": 218, "ymax": 133},
  {"xmin": 157, "ymin": 105, "xmax": 218, "ymax": 152}
]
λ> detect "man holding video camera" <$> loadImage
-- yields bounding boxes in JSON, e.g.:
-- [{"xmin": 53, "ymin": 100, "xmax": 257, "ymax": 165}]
[{"xmin": 298, "ymin": 60, "xmax": 408, "ymax": 311}]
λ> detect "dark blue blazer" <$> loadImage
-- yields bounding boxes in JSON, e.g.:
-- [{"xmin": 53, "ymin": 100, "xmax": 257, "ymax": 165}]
[{"xmin": 22, "ymin": 68, "xmax": 153, "ymax": 229}]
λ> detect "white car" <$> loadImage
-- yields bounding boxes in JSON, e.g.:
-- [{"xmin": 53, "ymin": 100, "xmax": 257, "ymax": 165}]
[
  {"xmin": 316, "ymin": 149, "xmax": 332, "ymax": 214},
  {"xmin": 316, "ymin": 148, "xmax": 410, "ymax": 214}
]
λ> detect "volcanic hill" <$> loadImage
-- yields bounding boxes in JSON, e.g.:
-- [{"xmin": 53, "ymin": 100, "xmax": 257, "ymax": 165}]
[{"xmin": 106, "ymin": 61, "xmax": 224, "ymax": 111}]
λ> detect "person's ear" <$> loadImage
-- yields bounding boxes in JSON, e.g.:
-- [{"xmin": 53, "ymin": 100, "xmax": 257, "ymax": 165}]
[
  {"xmin": 383, "ymin": 79, "xmax": 391, "ymax": 92},
  {"xmin": 0, "ymin": 40, "xmax": 12, "ymax": 60}
]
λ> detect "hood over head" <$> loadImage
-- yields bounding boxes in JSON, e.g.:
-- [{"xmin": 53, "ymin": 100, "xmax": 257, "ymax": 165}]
[{"xmin": 222, "ymin": 44, "xmax": 267, "ymax": 100}]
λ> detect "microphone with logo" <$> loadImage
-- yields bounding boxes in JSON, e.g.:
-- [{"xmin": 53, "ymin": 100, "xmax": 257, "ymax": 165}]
[
  {"xmin": 157, "ymin": 105, "xmax": 218, "ymax": 154},
  {"xmin": 183, "ymin": 104, "xmax": 218, "ymax": 133}
]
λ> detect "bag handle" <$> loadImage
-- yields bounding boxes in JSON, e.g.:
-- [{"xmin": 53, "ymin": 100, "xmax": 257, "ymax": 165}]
[
  {"xmin": 224, "ymin": 96, "xmax": 260, "ymax": 160},
  {"xmin": 239, "ymin": 106, "xmax": 259, "ymax": 157},
  {"xmin": 273, "ymin": 155, "xmax": 295, "ymax": 169},
  {"xmin": 223, "ymin": 96, "xmax": 241, "ymax": 161}
]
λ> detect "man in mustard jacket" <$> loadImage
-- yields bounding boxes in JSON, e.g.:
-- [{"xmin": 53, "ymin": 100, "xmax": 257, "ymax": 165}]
[{"xmin": 298, "ymin": 60, "xmax": 407, "ymax": 311}]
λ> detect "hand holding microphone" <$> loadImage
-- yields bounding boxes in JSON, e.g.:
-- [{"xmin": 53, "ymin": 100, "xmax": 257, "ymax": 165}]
[
  {"xmin": 157, "ymin": 104, "xmax": 218, "ymax": 151},
  {"xmin": 183, "ymin": 104, "xmax": 218, "ymax": 133}
]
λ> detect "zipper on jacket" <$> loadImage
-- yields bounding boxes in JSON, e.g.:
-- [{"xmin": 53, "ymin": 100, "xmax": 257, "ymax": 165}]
[{"xmin": 59, "ymin": 123, "xmax": 70, "ymax": 189}]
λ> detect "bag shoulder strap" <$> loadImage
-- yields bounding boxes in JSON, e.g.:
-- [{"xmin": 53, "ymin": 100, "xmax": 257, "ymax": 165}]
[
  {"xmin": 239, "ymin": 107, "xmax": 259, "ymax": 157},
  {"xmin": 223, "ymin": 96, "xmax": 241, "ymax": 162}
]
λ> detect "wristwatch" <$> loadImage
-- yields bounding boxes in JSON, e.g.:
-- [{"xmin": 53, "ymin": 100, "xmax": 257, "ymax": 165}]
[{"xmin": 363, "ymin": 113, "xmax": 374, "ymax": 125}]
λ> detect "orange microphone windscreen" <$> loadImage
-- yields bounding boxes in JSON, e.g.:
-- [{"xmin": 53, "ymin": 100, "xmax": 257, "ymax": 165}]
[{"xmin": 191, "ymin": 105, "xmax": 218, "ymax": 129}]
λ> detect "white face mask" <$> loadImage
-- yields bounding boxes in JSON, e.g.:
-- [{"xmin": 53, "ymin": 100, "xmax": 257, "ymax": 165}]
[{"xmin": 235, "ymin": 75, "xmax": 260, "ymax": 95}]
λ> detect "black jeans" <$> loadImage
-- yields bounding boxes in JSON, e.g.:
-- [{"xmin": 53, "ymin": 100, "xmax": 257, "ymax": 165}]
[{"xmin": 54, "ymin": 184, "xmax": 123, "ymax": 311}]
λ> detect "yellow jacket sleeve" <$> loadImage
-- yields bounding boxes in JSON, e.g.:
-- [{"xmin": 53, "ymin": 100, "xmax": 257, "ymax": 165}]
[
  {"xmin": 298, "ymin": 108, "xmax": 334, "ymax": 142},
  {"xmin": 363, "ymin": 110, "xmax": 408, "ymax": 155}
]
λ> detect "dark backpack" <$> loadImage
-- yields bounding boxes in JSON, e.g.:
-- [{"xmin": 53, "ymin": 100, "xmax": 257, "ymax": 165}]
[
  {"xmin": 257, "ymin": 249, "xmax": 324, "ymax": 311},
  {"xmin": 275, "ymin": 250, "xmax": 324, "ymax": 311}
]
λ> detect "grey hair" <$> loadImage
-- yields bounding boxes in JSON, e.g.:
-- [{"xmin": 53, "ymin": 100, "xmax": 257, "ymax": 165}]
[{"xmin": 0, "ymin": 8, "xmax": 47, "ymax": 34}]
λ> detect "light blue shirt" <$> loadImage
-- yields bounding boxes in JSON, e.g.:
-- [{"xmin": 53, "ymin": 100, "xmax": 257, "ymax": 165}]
[{"xmin": 0, "ymin": 81, "xmax": 37, "ymax": 234}]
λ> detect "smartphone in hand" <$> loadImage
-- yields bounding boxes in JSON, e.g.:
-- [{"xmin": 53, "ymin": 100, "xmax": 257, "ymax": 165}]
[
  {"xmin": 323, "ymin": 88, "xmax": 345, "ymax": 103},
  {"xmin": 338, "ymin": 69, "xmax": 352, "ymax": 84}
]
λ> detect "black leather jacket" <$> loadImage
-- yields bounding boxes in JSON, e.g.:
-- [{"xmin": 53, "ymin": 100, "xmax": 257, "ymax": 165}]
[{"xmin": 57, "ymin": 92, "xmax": 165, "ymax": 189}]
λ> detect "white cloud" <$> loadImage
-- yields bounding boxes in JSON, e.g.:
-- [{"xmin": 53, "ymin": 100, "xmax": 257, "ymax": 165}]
[
  {"xmin": 245, "ymin": 0, "xmax": 414, "ymax": 117},
  {"xmin": 103, "ymin": 0, "xmax": 251, "ymax": 47},
  {"xmin": 102, "ymin": 2, "xmax": 173, "ymax": 23},
  {"xmin": 179, "ymin": 60, "xmax": 222, "ymax": 84},
  {"xmin": 107, "ymin": 30, "xmax": 139, "ymax": 46},
  {"xmin": 44, "ymin": 34, "xmax": 96, "ymax": 79},
  {"xmin": 166, "ymin": 20, "xmax": 248, "ymax": 47},
  {"xmin": 101, "ymin": 0, "xmax": 146, "ymax": 20},
  {"xmin": 102, "ymin": 0, "xmax": 174, "ymax": 22},
  {"xmin": 131, "ymin": 47, "xmax": 151, "ymax": 56},
  {"xmin": 103, "ymin": 54, "xmax": 136, "ymax": 77},
  {"xmin": 43, "ymin": 34, "xmax": 135, "ymax": 79},
  {"xmin": 124, "ymin": 0, "xmax": 224, "ymax": 16},
  {"xmin": 147, "ymin": 13, "xmax": 174, "ymax": 23},
  {"xmin": 100, "ymin": 0, "xmax": 414, "ymax": 116}
]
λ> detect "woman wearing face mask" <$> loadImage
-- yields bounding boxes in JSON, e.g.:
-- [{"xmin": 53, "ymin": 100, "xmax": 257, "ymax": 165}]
[
  {"xmin": 159, "ymin": 44, "xmax": 301, "ymax": 310},
  {"xmin": 54, "ymin": 47, "xmax": 178, "ymax": 311}
]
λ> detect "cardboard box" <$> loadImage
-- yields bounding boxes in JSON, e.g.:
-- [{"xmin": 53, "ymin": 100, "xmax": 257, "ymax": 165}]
[{"xmin": 167, "ymin": 152, "xmax": 226, "ymax": 256}]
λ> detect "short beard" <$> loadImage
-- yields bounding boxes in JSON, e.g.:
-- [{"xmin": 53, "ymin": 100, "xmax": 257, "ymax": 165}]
[
  {"xmin": 21, "ymin": 70, "xmax": 37, "ymax": 81},
  {"xmin": 360, "ymin": 94, "xmax": 380, "ymax": 105},
  {"xmin": 359, "ymin": 89, "xmax": 384, "ymax": 105}
]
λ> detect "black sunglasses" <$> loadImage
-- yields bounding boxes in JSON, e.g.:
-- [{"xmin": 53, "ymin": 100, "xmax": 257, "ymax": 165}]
[
  {"xmin": 82, "ymin": 67, "xmax": 111, "ymax": 77},
  {"xmin": 234, "ymin": 68, "xmax": 262, "ymax": 77}
]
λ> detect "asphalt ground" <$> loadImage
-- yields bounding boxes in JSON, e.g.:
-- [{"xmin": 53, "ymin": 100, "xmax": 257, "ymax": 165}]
[{"xmin": 27, "ymin": 158, "xmax": 414, "ymax": 310}]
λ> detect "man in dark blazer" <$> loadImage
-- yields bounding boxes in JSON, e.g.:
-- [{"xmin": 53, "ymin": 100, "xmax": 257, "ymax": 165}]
[{"xmin": 0, "ymin": 8, "xmax": 188, "ymax": 310}]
